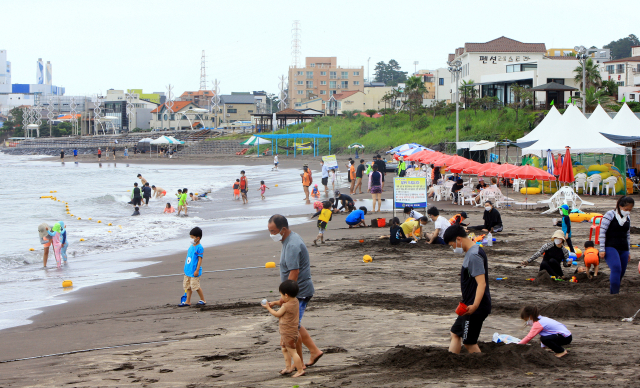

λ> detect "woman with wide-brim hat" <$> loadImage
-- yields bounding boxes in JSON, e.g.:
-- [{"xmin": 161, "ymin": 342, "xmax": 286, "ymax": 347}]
[{"xmin": 521, "ymin": 230, "xmax": 569, "ymax": 278}]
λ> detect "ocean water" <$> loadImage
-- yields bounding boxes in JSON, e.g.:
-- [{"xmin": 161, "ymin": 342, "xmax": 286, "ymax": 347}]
[{"xmin": 0, "ymin": 153, "xmax": 319, "ymax": 330}]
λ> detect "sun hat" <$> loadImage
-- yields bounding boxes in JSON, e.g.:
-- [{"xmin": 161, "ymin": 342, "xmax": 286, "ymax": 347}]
[{"xmin": 552, "ymin": 230, "xmax": 565, "ymax": 241}]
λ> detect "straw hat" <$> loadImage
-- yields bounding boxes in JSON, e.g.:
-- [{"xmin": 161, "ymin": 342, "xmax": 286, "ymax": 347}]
[{"xmin": 552, "ymin": 230, "xmax": 565, "ymax": 241}]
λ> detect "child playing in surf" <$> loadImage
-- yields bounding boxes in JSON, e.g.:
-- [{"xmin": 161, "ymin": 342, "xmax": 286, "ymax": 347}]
[
  {"xmin": 175, "ymin": 189, "xmax": 183, "ymax": 214},
  {"xmin": 518, "ymin": 305, "xmax": 572, "ymax": 358},
  {"xmin": 164, "ymin": 203, "xmax": 176, "ymax": 213},
  {"xmin": 311, "ymin": 201, "xmax": 332, "ymax": 246},
  {"xmin": 59, "ymin": 221, "xmax": 69, "ymax": 262},
  {"xmin": 258, "ymin": 180, "xmax": 269, "ymax": 200},
  {"xmin": 262, "ymin": 280, "xmax": 305, "ymax": 378},
  {"xmin": 132, "ymin": 206, "xmax": 140, "ymax": 216},
  {"xmin": 179, "ymin": 227, "xmax": 206, "ymax": 307},
  {"xmin": 311, "ymin": 184, "xmax": 320, "ymax": 198},
  {"xmin": 47, "ymin": 223, "xmax": 63, "ymax": 268},
  {"xmin": 233, "ymin": 179, "xmax": 240, "ymax": 200}
]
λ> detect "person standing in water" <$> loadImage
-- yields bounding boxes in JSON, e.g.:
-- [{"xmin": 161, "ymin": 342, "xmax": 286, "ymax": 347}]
[
  {"xmin": 73, "ymin": 148, "xmax": 78, "ymax": 162},
  {"xmin": 273, "ymin": 154, "xmax": 279, "ymax": 170},
  {"xmin": 38, "ymin": 223, "xmax": 51, "ymax": 267},
  {"xmin": 60, "ymin": 149, "xmax": 65, "ymax": 162},
  {"xmin": 240, "ymin": 170, "xmax": 249, "ymax": 204}
]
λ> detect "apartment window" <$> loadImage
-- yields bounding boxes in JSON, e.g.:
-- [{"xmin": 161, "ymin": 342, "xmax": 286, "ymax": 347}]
[
  {"xmin": 306, "ymin": 81, "xmax": 313, "ymax": 88},
  {"xmin": 617, "ymin": 64, "xmax": 625, "ymax": 74},
  {"xmin": 295, "ymin": 103, "xmax": 302, "ymax": 107},
  {"xmin": 637, "ymin": 64, "xmax": 640, "ymax": 72},
  {"xmin": 248, "ymin": 110, "xmax": 253, "ymax": 113},
  {"xmin": 353, "ymin": 71, "xmax": 360, "ymax": 76},
  {"xmin": 320, "ymin": 80, "xmax": 326, "ymax": 85},
  {"xmin": 320, "ymin": 71, "xmax": 327, "ymax": 76},
  {"xmin": 157, "ymin": 113, "xmax": 162, "ymax": 120},
  {"xmin": 320, "ymin": 90, "xmax": 326, "ymax": 95},
  {"xmin": 310, "ymin": 63, "xmax": 315, "ymax": 68},
  {"xmin": 227, "ymin": 109, "xmax": 237, "ymax": 113},
  {"xmin": 297, "ymin": 80, "xmax": 303, "ymax": 85},
  {"xmin": 330, "ymin": 81, "xmax": 336, "ymax": 88},
  {"xmin": 341, "ymin": 81, "xmax": 348, "ymax": 88},
  {"xmin": 330, "ymin": 71, "xmax": 337, "ymax": 79},
  {"xmin": 439, "ymin": 78, "xmax": 444, "ymax": 85},
  {"xmin": 606, "ymin": 65, "xmax": 614, "ymax": 74},
  {"xmin": 306, "ymin": 71, "xmax": 313, "ymax": 79},
  {"xmin": 297, "ymin": 90, "xmax": 304, "ymax": 95},
  {"xmin": 353, "ymin": 81, "xmax": 360, "ymax": 86},
  {"xmin": 425, "ymin": 76, "xmax": 434, "ymax": 83},
  {"xmin": 341, "ymin": 71, "xmax": 348, "ymax": 79},
  {"xmin": 630, "ymin": 94, "xmax": 636, "ymax": 100},
  {"xmin": 297, "ymin": 71, "xmax": 304, "ymax": 76},
  {"xmin": 331, "ymin": 90, "xmax": 337, "ymax": 95},
  {"xmin": 338, "ymin": 102, "xmax": 342, "ymax": 109},
  {"xmin": 617, "ymin": 81, "xmax": 625, "ymax": 86}
]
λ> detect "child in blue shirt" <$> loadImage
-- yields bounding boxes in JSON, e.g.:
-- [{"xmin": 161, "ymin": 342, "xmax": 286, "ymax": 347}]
[
  {"xmin": 179, "ymin": 227, "xmax": 206, "ymax": 307},
  {"xmin": 345, "ymin": 206, "xmax": 367, "ymax": 228},
  {"xmin": 59, "ymin": 221, "xmax": 69, "ymax": 262}
]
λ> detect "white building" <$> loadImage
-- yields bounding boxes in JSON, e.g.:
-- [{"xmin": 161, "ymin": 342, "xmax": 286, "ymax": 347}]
[
  {"xmin": 603, "ymin": 46, "xmax": 640, "ymax": 91},
  {"xmin": 448, "ymin": 36, "xmax": 581, "ymax": 108},
  {"xmin": 103, "ymin": 89, "xmax": 158, "ymax": 131}
]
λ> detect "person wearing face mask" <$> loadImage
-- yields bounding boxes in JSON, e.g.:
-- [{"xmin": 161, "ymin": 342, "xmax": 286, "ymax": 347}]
[
  {"xmin": 426, "ymin": 208, "xmax": 449, "ymax": 245},
  {"xmin": 598, "ymin": 196, "xmax": 635, "ymax": 294},
  {"xmin": 267, "ymin": 215, "xmax": 324, "ymax": 368},
  {"xmin": 443, "ymin": 225, "xmax": 491, "ymax": 354},
  {"xmin": 521, "ymin": 230, "xmax": 569, "ymax": 278},
  {"xmin": 468, "ymin": 201, "xmax": 503, "ymax": 233},
  {"xmin": 518, "ymin": 305, "xmax": 571, "ymax": 358}
]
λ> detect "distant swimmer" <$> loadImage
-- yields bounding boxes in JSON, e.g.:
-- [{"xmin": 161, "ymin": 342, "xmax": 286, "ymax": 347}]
[
  {"xmin": 189, "ymin": 193, "xmax": 200, "ymax": 202},
  {"xmin": 137, "ymin": 174, "xmax": 148, "ymax": 186},
  {"xmin": 152, "ymin": 185, "xmax": 166, "ymax": 199},
  {"xmin": 132, "ymin": 206, "xmax": 141, "ymax": 216}
]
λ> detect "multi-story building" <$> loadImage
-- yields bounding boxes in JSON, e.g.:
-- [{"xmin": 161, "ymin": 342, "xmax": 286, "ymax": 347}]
[
  {"xmin": 603, "ymin": 46, "xmax": 640, "ymax": 89},
  {"xmin": 149, "ymin": 101, "xmax": 214, "ymax": 131},
  {"xmin": 288, "ymin": 57, "xmax": 364, "ymax": 106},
  {"xmin": 179, "ymin": 90, "xmax": 214, "ymax": 108},
  {"xmin": 216, "ymin": 94, "xmax": 257, "ymax": 125},
  {"xmin": 128, "ymin": 89, "xmax": 165, "ymax": 105},
  {"xmin": 448, "ymin": 36, "xmax": 581, "ymax": 108},
  {"xmin": 546, "ymin": 47, "xmax": 611, "ymax": 63},
  {"xmin": 103, "ymin": 89, "xmax": 158, "ymax": 131}
]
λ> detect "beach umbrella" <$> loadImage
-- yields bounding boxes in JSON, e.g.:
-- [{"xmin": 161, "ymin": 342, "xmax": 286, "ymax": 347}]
[
  {"xmin": 446, "ymin": 159, "xmax": 479, "ymax": 174},
  {"xmin": 410, "ymin": 150, "xmax": 441, "ymax": 163},
  {"xmin": 386, "ymin": 143, "xmax": 424, "ymax": 154},
  {"xmin": 504, "ymin": 165, "xmax": 555, "ymax": 203},
  {"xmin": 138, "ymin": 137, "xmax": 154, "ymax": 157},
  {"xmin": 397, "ymin": 146, "xmax": 429, "ymax": 157},
  {"xmin": 546, "ymin": 150, "xmax": 554, "ymax": 176},
  {"xmin": 348, "ymin": 143, "xmax": 365, "ymax": 157},
  {"xmin": 558, "ymin": 146, "xmax": 575, "ymax": 185}
]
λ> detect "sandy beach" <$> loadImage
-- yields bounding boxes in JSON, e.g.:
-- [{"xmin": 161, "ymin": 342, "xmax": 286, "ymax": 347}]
[{"xmin": 1, "ymin": 155, "xmax": 639, "ymax": 387}]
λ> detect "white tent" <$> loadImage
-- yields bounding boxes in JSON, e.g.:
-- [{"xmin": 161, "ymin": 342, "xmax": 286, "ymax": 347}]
[
  {"xmin": 521, "ymin": 104, "xmax": 625, "ymax": 156},
  {"xmin": 600, "ymin": 103, "xmax": 640, "ymax": 137},
  {"xmin": 469, "ymin": 140, "xmax": 496, "ymax": 151},
  {"xmin": 517, "ymin": 105, "xmax": 562, "ymax": 143},
  {"xmin": 587, "ymin": 104, "xmax": 612, "ymax": 133}
]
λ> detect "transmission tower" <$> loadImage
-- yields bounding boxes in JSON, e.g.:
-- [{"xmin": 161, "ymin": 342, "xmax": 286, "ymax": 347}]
[
  {"xmin": 199, "ymin": 50, "xmax": 207, "ymax": 90},
  {"xmin": 291, "ymin": 20, "xmax": 301, "ymax": 68}
]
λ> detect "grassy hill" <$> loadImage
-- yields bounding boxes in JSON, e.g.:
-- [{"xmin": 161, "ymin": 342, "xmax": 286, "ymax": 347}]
[{"xmin": 265, "ymin": 108, "xmax": 539, "ymax": 155}]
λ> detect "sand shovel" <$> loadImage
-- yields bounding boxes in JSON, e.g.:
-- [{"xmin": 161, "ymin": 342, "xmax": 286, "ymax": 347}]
[{"xmin": 621, "ymin": 308, "xmax": 640, "ymax": 322}]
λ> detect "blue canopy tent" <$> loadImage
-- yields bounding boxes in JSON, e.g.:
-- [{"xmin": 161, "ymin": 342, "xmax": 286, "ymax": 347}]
[{"xmin": 253, "ymin": 133, "xmax": 333, "ymax": 157}]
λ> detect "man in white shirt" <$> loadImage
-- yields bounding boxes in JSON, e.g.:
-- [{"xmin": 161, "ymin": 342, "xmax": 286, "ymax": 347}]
[
  {"xmin": 320, "ymin": 160, "xmax": 329, "ymax": 194},
  {"xmin": 272, "ymin": 154, "xmax": 279, "ymax": 170},
  {"xmin": 426, "ymin": 207, "xmax": 450, "ymax": 245}
]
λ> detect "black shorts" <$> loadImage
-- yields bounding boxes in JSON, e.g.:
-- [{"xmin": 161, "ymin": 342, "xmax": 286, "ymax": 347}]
[
  {"xmin": 322, "ymin": 177, "xmax": 328, "ymax": 186},
  {"xmin": 144, "ymin": 195, "xmax": 150, "ymax": 204},
  {"xmin": 133, "ymin": 197, "xmax": 142, "ymax": 206},
  {"xmin": 240, "ymin": 189, "xmax": 247, "ymax": 194},
  {"xmin": 98, "ymin": 154, "xmax": 101, "ymax": 159},
  {"xmin": 317, "ymin": 220, "xmax": 327, "ymax": 229},
  {"xmin": 451, "ymin": 312, "xmax": 489, "ymax": 345}
]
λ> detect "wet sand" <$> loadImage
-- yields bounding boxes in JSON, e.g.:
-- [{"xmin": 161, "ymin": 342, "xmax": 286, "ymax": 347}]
[{"xmin": 1, "ymin": 160, "xmax": 639, "ymax": 387}]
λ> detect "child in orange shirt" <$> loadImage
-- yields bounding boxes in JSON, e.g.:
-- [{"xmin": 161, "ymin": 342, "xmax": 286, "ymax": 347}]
[
  {"xmin": 583, "ymin": 240, "xmax": 599, "ymax": 277},
  {"xmin": 233, "ymin": 179, "xmax": 240, "ymax": 200},
  {"xmin": 349, "ymin": 160, "xmax": 356, "ymax": 194}
]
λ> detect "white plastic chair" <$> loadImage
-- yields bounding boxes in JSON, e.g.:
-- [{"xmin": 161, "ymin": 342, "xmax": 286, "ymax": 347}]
[
  {"xmin": 587, "ymin": 174, "xmax": 602, "ymax": 195},
  {"xmin": 574, "ymin": 174, "xmax": 587, "ymax": 194},
  {"xmin": 433, "ymin": 185, "xmax": 444, "ymax": 201},
  {"xmin": 603, "ymin": 176, "xmax": 619, "ymax": 196},
  {"xmin": 538, "ymin": 185, "xmax": 594, "ymax": 215}
]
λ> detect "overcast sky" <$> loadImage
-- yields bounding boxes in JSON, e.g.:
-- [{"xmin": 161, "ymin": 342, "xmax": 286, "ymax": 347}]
[{"xmin": 4, "ymin": 0, "xmax": 636, "ymax": 97}]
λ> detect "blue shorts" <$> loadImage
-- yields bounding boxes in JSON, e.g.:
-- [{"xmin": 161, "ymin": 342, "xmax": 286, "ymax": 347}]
[
  {"xmin": 432, "ymin": 236, "xmax": 445, "ymax": 245},
  {"xmin": 346, "ymin": 220, "xmax": 361, "ymax": 226},
  {"xmin": 297, "ymin": 296, "xmax": 312, "ymax": 328}
]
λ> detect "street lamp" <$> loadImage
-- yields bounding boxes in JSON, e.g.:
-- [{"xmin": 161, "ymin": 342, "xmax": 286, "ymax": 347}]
[
  {"xmin": 574, "ymin": 45, "xmax": 588, "ymax": 114},
  {"xmin": 448, "ymin": 60, "xmax": 462, "ymax": 143}
]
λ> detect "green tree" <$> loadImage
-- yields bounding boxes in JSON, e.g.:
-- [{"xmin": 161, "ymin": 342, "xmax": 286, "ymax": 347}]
[
  {"xmin": 404, "ymin": 76, "xmax": 427, "ymax": 121},
  {"xmin": 583, "ymin": 86, "xmax": 615, "ymax": 113},
  {"xmin": 426, "ymin": 100, "xmax": 446, "ymax": 118},
  {"xmin": 364, "ymin": 109, "xmax": 377, "ymax": 117},
  {"xmin": 458, "ymin": 79, "xmax": 477, "ymax": 108},
  {"xmin": 508, "ymin": 84, "xmax": 532, "ymax": 122},
  {"xmin": 373, "ymin": 60, "xmax": 408, "ymax": 86},
  {"xmin": 603, "ymin": 34, "xmax": 640, "ymax": 59},
  {"xmin": 602, "ymin": 79, "xmax": 619, "ymax": 97},
  {"xmin": 573, "ymin": 58, "xmax": 603, "ymax": 90}
]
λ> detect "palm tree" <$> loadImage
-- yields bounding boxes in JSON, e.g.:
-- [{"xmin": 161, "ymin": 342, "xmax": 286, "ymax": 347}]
[
  {"xmin": 583, "ymin": 86, "xmax": 615, "ymax": 113},
  {"xmin": 458, "ymin": 79, "xmax": 477, "ymax": 108},
  {"xmin": 404, "ymin": 75, "xmax": 427, "ymax": 121},
  {"xmin": 573, "ymin": 58, "xmax": 602, "ymax": 90}
]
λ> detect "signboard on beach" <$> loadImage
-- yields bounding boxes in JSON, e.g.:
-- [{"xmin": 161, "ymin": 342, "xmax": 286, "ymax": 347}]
[
  {"xmin": 393, "ymin": 177, "xmax": 427, "ymax": 209},
  {"xmin": 322, "ymin": 155, "xmax": 338, "ymax": 169}
]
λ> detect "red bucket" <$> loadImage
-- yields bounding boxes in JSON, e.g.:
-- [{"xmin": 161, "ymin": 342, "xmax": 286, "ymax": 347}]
[
  {"xmin": 377, "ymin": 218, "xmax": 386, "ymax": 228},
  {"xmin": 455, "ymin": 302, "xmax": 468, "ymax": 316}
]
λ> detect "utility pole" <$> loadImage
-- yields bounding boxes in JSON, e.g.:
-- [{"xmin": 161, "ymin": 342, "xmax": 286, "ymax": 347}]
[
  {"xmin": 367, "ymin": 57, "xmax": 371, "ymax": 83},
  {"xmin": 448, "ymin": 60, "xmax": 462, "ymax": 143},
  {"xmin": 575, "ymin": 45, "xmax": 587, "ymax": 114},
  {"xmin": 414, "ymin": 61, "xmax": 419, "ymax": 75}
]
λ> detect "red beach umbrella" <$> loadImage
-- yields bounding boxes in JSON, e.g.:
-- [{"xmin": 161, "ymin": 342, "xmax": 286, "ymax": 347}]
[
  {"xmin": 503, "ymin": 165, "xmax": 555, "ymax": 203},
  {"xmin": 557, "ymin": 147, "xmax": 574, "ymax": 184}
]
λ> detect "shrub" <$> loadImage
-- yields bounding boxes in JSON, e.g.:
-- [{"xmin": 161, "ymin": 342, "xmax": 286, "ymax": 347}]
[
  {"xmin": 412, "ymin": 115, "xmax": 430, "ymax": 130},
  {"xmin": 445, "ymin": 125, "xmax": 454, "ymax": 132},
  {"xmin": 463, "ymin": 124, "xmax": 472, "ymax": 131}
]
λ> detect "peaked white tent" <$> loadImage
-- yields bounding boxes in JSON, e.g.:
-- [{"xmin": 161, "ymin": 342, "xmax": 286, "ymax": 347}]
[
  {"xmin": 600, "ymin": 103, "xmax": 640, "ymax": 138},
  {"xmin": 587, "ymin": 104, "xmax": 612, "ymax": 132},
  {"xmin": 521, "ymin": 105, "xmax": 625, "ymax": 156},
  {"xmin": 517, "ymin": 105, "xmax": 562, "ymax": 143}
]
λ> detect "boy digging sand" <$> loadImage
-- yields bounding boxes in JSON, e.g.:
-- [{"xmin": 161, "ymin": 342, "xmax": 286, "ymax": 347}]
[
  {"xmin": 311, "ymin": 201, "xmax": 333, "ymax": 246},
  {"xmin": 263, "ymin": 280, "xmax": 305, "ymax": 377},
  {"xmin": 179, "ymin": 227, "xmax": 206, "ymax": 307}
]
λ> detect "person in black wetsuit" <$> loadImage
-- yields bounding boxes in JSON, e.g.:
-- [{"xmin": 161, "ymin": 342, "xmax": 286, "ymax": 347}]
[
  {"xmin": 520, "ymin": 230, "xmax": 569, "ymax": 278},
  {"xmin": 142, "ymin": 182, "xmax": 152, "ymax": 206},
  {"xmin": 331, "ymin": 191, "xmax": 355, "ymax": 213},
  {"xmin": 130, "ymin": 183, "xmax": 142, "ymax": 207}
]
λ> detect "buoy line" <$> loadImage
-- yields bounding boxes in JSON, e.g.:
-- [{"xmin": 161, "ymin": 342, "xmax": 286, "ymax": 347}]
[{"xmin": 0, "ymin": 339, "xmax": 179, "ymax": 364}]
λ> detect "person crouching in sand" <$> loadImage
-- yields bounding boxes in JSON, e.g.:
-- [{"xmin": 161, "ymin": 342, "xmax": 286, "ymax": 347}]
[
  {"xmin": 262, "ymin": 280, "xmax": 306, "ymax": 377},
  {"xmin": 518, "ymin": 305, "xmax": 572, "ymax": 358}
]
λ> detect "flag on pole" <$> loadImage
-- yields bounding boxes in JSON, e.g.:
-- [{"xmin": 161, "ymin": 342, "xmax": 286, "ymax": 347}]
[
  {"xmin": 550, "ymin": 99, "xmax": 555, "ymax": 106},
  {"xmin": 622, "ymin": 96, "xmax": 626, "ymax": 103},
  {"xmin": 567, "ymin": 97, "xmax": 572, "ymax": 104}
]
